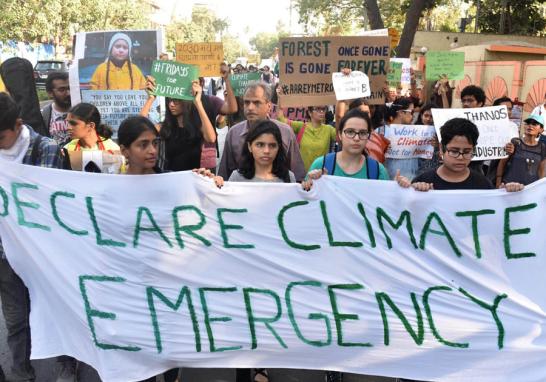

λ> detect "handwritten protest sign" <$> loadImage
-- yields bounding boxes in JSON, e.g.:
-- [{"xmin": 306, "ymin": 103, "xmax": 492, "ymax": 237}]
[
  {"xmin": 432, "ymin": 106, "xmax": 519, "ymax": 160},
  {"xmin": 426, "ymin": 51, "xmax": 465, "ymax": 80},
  {"xmin": 283, "ymin": 106, "xmax": 308, "ymax": 121},
  {"xmin": 81, "ymin": 90, "xmax": 155, "ymax": 137},
  {"xmin": 384, "ymin": 124, "xmax": 437, "ymax": 159},
  {"xmin": 151, "ymin": 60, "xmax": 198, "ymax": 101},
  {"xmin": 360, "ymin": 28, "xmax": 400, "ymax": 51},
  {"xmin": 391, "ymin": 58, "xmax": 411, "ymax": 85},
  {"xmin": 230, "ymin": 72, "xmax": 261, "ymax": 96},
  {"xmin": 332, "ymin": 71, "xmax": 370, "ymax": 100},
  {"xmin": 1, "ymin": 162, "xmax": 546, "ymax": 382},
  {"xmin": 176, "ymin": 42, "xmax": 223, "ymax": 77},
  {"xmin": 387, "ymin": 61, "xmax": 403, "ymax": 87},
  {"xmin": 279, "ymin": 36, "xmax": 390, "ymax": 107}
]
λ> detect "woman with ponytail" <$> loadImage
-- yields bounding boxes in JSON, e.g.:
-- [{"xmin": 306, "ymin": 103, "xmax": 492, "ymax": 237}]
[
  {"xmin": 64, "ymin": 103, "xmax": 120, "ymax": 153},
  {"xmin": 89, "ymin": 33, "xmax": 147, "ymax": 90}
]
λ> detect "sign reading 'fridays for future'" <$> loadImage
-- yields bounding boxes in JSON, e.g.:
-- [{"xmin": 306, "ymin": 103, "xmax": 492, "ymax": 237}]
[
  {"xmin": 279, "ymin": 36, "xmax": 390, "ymax": 107},
  {"xmin": 432, "ymin": 106, "xmax": 519, "ymax": 160},
  {"xmin": 151, "ymin": 60, "xmax": 199, "ymax": 101},
  {"xmin": 1, "ymin": 161, "xmax": 546, "ymax": 382}
]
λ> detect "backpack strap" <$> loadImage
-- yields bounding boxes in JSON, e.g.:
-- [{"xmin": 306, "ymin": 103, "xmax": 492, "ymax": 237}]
[
  {"xmin": 365, "ymin": 154, "xmax": 380, "ymax": 180},
  {"xmin": 296, "ymin": 121, "xmax": 306, "ymax": 145},
  {"xmin": 322, "ymin": 152, "xmax": 337, "ymax": 175}
]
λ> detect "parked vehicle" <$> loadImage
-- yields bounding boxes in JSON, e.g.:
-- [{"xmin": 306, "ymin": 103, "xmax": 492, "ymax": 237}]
[{"xmin": 33, "ymin": 60, "xmax": 68, "ymax": 89}]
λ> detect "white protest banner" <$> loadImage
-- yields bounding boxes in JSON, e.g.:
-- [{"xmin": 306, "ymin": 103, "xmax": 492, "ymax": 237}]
[
  {"xmin": 384, "ymin": 124, "xmax": 437, "ymax": 159},
  {"xmin": 332, "ymin": 71, "xmax": 371, "ymax": 100},
  {"xmin": 1, "ymin": 162, "xmax": 546, "ymax": 382},
  {"xmin": 431, "ymin": 106, "xmax": 519, "ymax": 160}
]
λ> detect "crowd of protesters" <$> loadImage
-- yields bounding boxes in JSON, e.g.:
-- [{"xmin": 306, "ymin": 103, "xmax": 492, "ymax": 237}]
[{"xmin": 0, "ymin": 48, "xmax": 544, "ymax": 382}]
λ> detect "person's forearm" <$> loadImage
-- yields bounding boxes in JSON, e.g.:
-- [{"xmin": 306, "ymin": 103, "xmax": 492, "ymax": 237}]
[
  {"xmin": 223, "ymin": 77, "xmax": 238, "ymax": 114},
  {"xmin": 140, "ymin": 96, "xmax": 155, "ymax": 117},
  {"xmin": 195, "ymin": 102, "xmax": 216, "ymax": 143}
]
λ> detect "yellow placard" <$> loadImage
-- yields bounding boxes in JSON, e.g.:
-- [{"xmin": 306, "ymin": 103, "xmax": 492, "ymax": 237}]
[{"xmin": 175, "ymin": 42, "xmax": 224, "ymax": 77}]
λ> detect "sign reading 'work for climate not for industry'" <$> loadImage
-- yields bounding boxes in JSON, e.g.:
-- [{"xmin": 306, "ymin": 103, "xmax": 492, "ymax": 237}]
[
  {"xmin": 1, "ymin": 161, "xmax": 546, "ymax": 382},
  {"xmin": 279, "ymin": 36, "xmax": 390, "ymax": 107}
]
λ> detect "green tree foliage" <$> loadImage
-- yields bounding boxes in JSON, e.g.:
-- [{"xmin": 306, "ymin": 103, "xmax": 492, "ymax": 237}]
[
  {"xmin": 467, "ymin": 0, "xmax": 546, "ymax": 35},
  {"xmin": 222, "ymin": 34, "xmax": 249, "ymax": 63},
  {"xmin": 0, "ymin": 0, "xmax": 148, "ymax": 46},
  {"xmin": 165, "ymin": 6, "xmax": 229, "ymax": 51}
]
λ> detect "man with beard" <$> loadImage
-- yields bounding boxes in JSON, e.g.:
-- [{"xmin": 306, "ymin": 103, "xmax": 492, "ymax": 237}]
[
  {"xmin": 41, "ymin": 72, "xmax": 71, "ymax": 145},
  {"xmin": 217, "ymin": 82, "xmax": 305, "ymax": 181}
]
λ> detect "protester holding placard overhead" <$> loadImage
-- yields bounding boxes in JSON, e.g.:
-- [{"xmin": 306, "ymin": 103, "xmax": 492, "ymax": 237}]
[
  {"xmin": 496, "ymin": 114, "xmax": 546, "ymax": 187},
  {"xmin": 89, "ymin": 32, "xmax": 147, "ymax": 90},
  {"xmin": 218, "ymin": 82, "xmax": 305, "ymax": 181}
]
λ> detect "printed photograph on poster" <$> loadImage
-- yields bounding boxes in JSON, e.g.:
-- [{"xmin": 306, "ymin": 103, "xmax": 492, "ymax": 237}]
[{"xmin": 77, "ymin": 30, "xmax": 159, "ymax": 90}]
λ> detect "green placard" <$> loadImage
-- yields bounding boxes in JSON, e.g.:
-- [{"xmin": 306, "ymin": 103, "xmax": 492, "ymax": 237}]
[
  {"xmin": 151, "ymin": 60, "xmax": 199, "ymax": 100},
  {"xmin": 387, "ymin": 61, "xmax": 403, "ymax": 87},
  {"xmin": 425, "ymin": 51, "xmax": 465, "ymax": 81},
  {"xmin": 230, "ymin": 72, "xmax": 261, "ymax": 96}
]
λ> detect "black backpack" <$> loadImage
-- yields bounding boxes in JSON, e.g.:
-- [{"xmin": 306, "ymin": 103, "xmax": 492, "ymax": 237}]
[{"xmin": 0, "ymin": 58, "xmax": 47, "ymax": 136}]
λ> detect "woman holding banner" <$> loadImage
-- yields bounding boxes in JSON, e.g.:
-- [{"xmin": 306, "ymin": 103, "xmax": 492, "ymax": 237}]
[{"xmin": 89, "ymin": 32, "xmax": 147, "ymax": 90}]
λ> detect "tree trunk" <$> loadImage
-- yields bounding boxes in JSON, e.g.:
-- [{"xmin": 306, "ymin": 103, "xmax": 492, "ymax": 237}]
[
  {"xmin": 396, "ymin": 0, "xmax": 428, "ymax": 58},
  {"xmin": 364, "ymin": 0, "xmax": 384, "ymax": 30}
]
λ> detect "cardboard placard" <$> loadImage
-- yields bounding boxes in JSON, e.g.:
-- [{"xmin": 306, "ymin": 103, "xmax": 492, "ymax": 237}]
[
  {"xmin": 151, "ymin": 60, "xmax": 198, "ymax": 100},
  {"xmin": 230, "ymin": 72, "xmax": 261, "ymax": 97},
  {"xmin": 426, "ymin": 51, "xmax": 465, "ymax": 81},
  {"xmin": 332, "ymin": 71, "xmax": 371, "ymax": 100},
  {"xmin": 175, "ymin": 42, "xmax": 224, "ymax": 77},
  {"xmin": 279, "ymin": 36, "xmax": 390, "ymax": 107}
]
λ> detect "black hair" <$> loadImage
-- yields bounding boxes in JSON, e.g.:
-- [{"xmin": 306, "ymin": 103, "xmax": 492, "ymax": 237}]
[
  {"xmin": 68, "ymin": 103, "xmax": 113, "ymax": 139},
  {"xmin": 492, "ymin": 96, "xmax": 512, "ymax": 106},
  {"xmin": 118, "ymin": 116, "xmax": 158, "ymax": 148},
  {"xmin": 385, "ymin": 97, "xmax": 414, "ymax": 122},
  {"xmin": 460, "ymin": 85, "xmax": 486, "ymax": 106},
  {"xmin": 0, "ymin": 92, "xmax": 20, "ymax": 131},
  {"xmin": 160, "ymin": 94, "xmax": 213, "ymax": 141},
  {"xmin": 45, "ymin": 71, "xmax": 69, "ymax": 92},
  {"xmin": 415, "ymin": 102, "xmax": 438, "ymax": 125},
  {"xmin": 337, "ymin": 108, "xmax": 371, "ymax": 134},
  {"xmin": 440, "ymin": 118, "xmax": 479, "ymax": 147},
  {"xmin": 237, "ymin": 120, "xmax": 291, "ymax": 182},
  {"xmin": 348, "ymin": 98, "xmax": 369, "ymax": 110}
]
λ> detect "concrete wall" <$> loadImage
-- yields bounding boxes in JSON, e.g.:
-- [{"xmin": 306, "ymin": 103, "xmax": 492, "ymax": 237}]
[{"xmin": 413, "ymin": 31, "xmax": 546, "ymax": 52}]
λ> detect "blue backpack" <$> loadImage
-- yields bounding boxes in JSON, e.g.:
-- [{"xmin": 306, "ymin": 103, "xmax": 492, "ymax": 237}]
[{"xmin": 321, "ymin": 152, "xmax": 379, "ymax": 179}]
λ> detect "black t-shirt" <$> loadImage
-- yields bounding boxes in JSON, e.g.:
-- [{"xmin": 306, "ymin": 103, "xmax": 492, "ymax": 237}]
[
  {"xmin": 412, "ymin": 169, "xmax": 493, "ymax": 190},
  {"xmin": 164, "ymin": 127, "xmax": 202, "ymax": 171}
]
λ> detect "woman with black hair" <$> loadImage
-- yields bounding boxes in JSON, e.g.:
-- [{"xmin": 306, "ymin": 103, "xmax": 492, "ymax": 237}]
[
  {"xmin": 64, "ymin": 103, "xmax": 120, "ymax": 153},
  {"xmin": 380, "ymin": 97, "xmax": 419, "ymax": 180},
  {"xmin": 159, "ymin": 81, "xmax": 216, "ymax": 171},
  {"xmin": 415, "ymin": 102, "xmax": 441, "ymax": 177},
  {"xmin": 229, "ymin": 119, "xmax": 296, "ymax": 183},
  {"xmin": 118, "ymin": 116, "xmax": 161, "ymax": 175}
]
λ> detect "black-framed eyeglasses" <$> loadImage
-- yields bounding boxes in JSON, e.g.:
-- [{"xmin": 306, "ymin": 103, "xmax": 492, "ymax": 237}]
[
  {"xmin": 53, "ymin": 86, "xmax": 70, "ymax": 92},
  {"xmin": 343, "ymin": 129, "xmax": 370, "ymax": 139},
  {"xmin": 445, "ymin": 148, "xmax": 474, "ymax": 159}
]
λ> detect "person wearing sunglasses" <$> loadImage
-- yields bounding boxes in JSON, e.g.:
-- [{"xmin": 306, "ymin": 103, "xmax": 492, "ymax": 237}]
[{"xmin": 396, "ymin": 118, "xmax": 523, "ymax": 192}]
